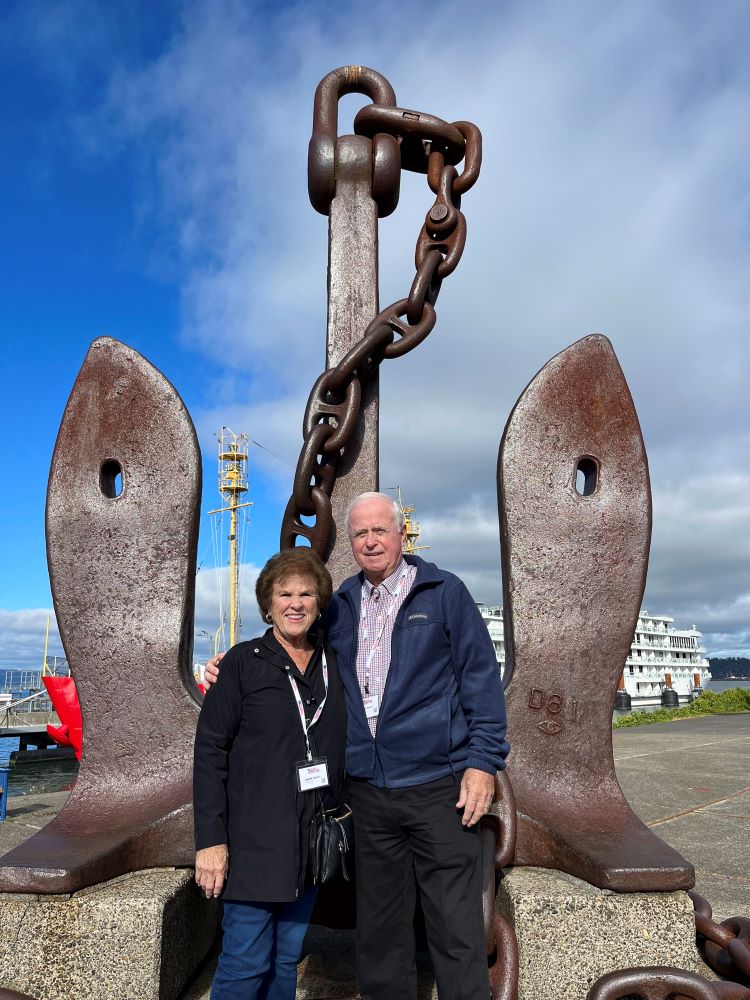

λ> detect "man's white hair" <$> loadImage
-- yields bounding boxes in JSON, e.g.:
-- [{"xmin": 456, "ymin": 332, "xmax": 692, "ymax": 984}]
[{"xmin": 345, "ymin": 492, "xmax": 405, "ymax": 534}]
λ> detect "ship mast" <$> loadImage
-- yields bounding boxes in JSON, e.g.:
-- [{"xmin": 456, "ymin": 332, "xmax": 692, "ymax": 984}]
[
  {"xmin": 394, "ymin": 485, "xmax": 429, "ymax": 556},
  {"xmin": 42, "ymin": 616, "xmax": 50, "ymax": 676},
  {"xmin": 208, "ymin": 428, "xmax": 253, "ymax": 648}
]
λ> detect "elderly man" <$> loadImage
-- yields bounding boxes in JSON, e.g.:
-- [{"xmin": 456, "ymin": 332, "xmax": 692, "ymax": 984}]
[{"xmin": 206, "ymin": 491, "xmax": 509, "ymax": 1000}]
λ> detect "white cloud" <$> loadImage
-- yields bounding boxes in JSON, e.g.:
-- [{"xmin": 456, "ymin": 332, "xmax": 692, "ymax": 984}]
[
  {"xmin": 193, "ymin": 561, "xmax": 264, "ymax": 660},
  {"xmin": 644, "ymin": 473, "xmax": 750, "ymax": 643},
  {"xmin": 7, "ymin": 0, "xmax": 748, "ymax": 657},
  {"xmin": 0, "ymin": 559, "xmax": 266, "ymax": 676},
  {"xmin": 99, "ymin": 0, "xmax": 750, "ymax": 653},
  {"xmin": 0, "ymin": 609, "xmax": 64, "ymax": 674}
]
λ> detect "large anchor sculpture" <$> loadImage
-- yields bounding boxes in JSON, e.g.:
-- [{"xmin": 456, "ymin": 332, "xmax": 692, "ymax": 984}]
[
  {"xmin": 6, "ymin": 65, "xmax": 744, "ymax": 1000},
  {"xmin": 0, "ymin": 338, "xmax": 201, "ymax": 893}
]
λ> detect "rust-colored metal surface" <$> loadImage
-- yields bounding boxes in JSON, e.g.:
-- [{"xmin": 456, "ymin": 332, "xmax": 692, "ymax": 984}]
[
  {"xmin": 498, "ymin": 334, "xmax": 693, "ymax": 891},
  {"xmin": 692, "ymin": 891, "xmax": 750, "ymax": 986},
  {"xmin": 587, "ymin": 967, "xmax": 727, "ymax": 1000},
  {"xmin": 284, "ymin": 69, "xmax": 385, "ymax": 585},
  {"xmin": 323, "ymin": 132, "xmax": 380, "ymax": 586},
  {"xmin": 308, "ymin": 65, "xmax": 399, "ymax": 219},
  {"xmin": 712, "ymin": 984, "xmax": 750, "ymax": 1000},
  {"xmin": 488, "ymin": 912, "xmax": 519, "ymax": 1000},
  {"xmin": 281, "ymin": 67, "xmax": 482, "ymax": 573},
  {"xmin": 479, "ymin": 773, "xmax": 517, "ymax": 999},
  {"xmin": 0, "ymin": 337, "xmax": 201, "ymax": 893},
  {"xmin": 481, "ymin": 770, "xmax": 517, "ymax": 953}
]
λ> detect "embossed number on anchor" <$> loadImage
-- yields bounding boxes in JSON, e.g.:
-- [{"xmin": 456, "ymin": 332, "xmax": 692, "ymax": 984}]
[{"xmin": 527, "ymin": 687, "xmax": 584, "ymax": 726}]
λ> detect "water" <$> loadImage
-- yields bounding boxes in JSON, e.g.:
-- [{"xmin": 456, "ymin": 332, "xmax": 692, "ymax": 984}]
[
  {"xmin": 705, "ymin": 679, "xmax": 750, "ymax": 693},
  {"xmin": 0, "ymin": 737, "xmax": 79, "ymax": 797},
  {"xmin": 1, "ymin": 659, "xmax": 77, "ymax": 797}
]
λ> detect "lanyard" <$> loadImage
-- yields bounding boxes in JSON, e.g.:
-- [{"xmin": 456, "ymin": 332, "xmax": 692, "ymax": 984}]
[
  {"xmin": 360, "ymin": 567, "xmax": 409, "ymax": 680},
  {"xmin": 286, "ymin": 651, "xmax": 328, "ymax": 761}
]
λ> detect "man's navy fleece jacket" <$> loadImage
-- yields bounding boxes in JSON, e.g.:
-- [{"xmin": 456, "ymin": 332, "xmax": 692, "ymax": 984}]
[{"xmin": 325, "ymin": 554, "xmax": 510, "ymax": 788}]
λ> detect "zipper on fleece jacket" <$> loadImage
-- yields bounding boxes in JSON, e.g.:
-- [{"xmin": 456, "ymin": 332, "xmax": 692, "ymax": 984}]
[
  {"xmin": 372, "ymin": 580, "xmax": 427, "ymax": 741},
  {"xmin": 342, "ymin": 571, "xmax": 440, "ymax": 783},
  {"xmin": 371, "ymin": 578, "xmax": 441, "ymax": 789}
]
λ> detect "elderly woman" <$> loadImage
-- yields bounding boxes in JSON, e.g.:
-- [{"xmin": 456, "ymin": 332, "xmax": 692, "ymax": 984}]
[{"xmin": 193, "ymin": 548, "xmax": 346, "ymax": 1000}]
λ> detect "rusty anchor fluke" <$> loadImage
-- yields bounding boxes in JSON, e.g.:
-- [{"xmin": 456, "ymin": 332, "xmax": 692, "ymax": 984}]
[
  {"xmin": 0, "ymin": 338, "xmax": 201, "ymax": 893},
  {"xmin": 498, "ymin": 334, "xmax": 693, "ymax": 892}
]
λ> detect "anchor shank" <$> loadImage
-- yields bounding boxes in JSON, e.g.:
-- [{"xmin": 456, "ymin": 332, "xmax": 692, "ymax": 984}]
[{"xmin": 325, "ymin": 133, "xmax": 379, "ymax": 585}]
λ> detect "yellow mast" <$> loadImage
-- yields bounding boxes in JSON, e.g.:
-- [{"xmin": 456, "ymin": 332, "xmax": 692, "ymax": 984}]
[
  {"xmin": 394, "ymin": 486, "xmax": 429, "ymax": 556},
  {"xmin": 208, "ymin": 428, "xmax": 253, "ymax": 648},
  {"xmin": 42, "ymin": 616, "xmax": 50, "ymax": 676}
]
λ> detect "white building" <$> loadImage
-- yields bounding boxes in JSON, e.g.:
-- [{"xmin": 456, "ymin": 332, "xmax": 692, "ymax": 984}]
[
  {"xmin": 624, "ymin": 611, "xmax": 711, "ymax": 705},
  {"xmin": 479, "ymin": 605, "xmax": 506, "ymax": 676},
  {"xmin": 477, "ymin": 606, "xmax": 711, "ymax": 706}
]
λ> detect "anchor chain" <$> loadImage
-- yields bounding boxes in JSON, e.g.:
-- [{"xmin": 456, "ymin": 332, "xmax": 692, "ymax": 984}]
[
  {"xmin": 280, "ymin": 74, "xmax": 482, "ymax": 555},
  {"xmin": 484, "ymin": 772, "xmax": 519, "ymax": 1000},
  {"xmin": 488, "ymin": 912, "xmax": 519, "ymax": 1000},
  {"xmin": 488, "ymin": 893, "xmax": 750, "ymax": 1000},
  {"xmin": 586, "ymin": 966, "xmax": 750, "ymax": 1000},
  {"xmin": 691, "ymin": 891, "xmax": 750, "ymax": 987}
]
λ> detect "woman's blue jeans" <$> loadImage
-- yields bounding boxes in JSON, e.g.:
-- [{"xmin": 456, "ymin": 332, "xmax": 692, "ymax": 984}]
[{"xmin": 210, "ymin": 888, "xmax": 318, "ymax": 1000}]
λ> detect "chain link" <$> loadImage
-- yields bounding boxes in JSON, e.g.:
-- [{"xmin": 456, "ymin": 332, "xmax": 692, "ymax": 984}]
[
  {"xmin": 691, "ymin": 891, "xmax": 750, "ymax": 987},
  {"xmin": 586, "ymin": 966, "xmax": 746, "ymax": 1000},
  {"xmin": 281, "ymin": 77, "xmax": 481, "ymax": 555},
  {"xmin": 488, "ymin": 912, "xmax": 519, "ymax": 1000}
]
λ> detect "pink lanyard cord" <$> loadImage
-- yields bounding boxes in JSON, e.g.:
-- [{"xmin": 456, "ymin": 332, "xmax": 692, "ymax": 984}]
[{"xmin": 286, "ymin": 652, "xmax": 329, "ymax": 761}]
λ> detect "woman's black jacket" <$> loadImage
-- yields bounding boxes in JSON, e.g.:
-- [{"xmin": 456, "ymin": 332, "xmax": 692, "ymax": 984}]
[{"xmin": 193, "ymin": 629, "xmax": 346, "ymax": 902}]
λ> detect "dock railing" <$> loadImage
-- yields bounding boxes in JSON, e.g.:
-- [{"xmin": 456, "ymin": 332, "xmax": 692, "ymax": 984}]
[{"xmin": 0, "ymin": 691, "xmax": 57, "ymax": 729}]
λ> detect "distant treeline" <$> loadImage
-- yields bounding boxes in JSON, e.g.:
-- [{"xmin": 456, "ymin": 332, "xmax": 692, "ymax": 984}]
[{"xmin": 708, "ymin": 657, "xmax": 750, "ymax": 679}]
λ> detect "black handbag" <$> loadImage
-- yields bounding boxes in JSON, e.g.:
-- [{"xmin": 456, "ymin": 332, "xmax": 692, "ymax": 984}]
[{"xmin": 309, "ymin": 802, "xmax": 354, "ymax": 885}]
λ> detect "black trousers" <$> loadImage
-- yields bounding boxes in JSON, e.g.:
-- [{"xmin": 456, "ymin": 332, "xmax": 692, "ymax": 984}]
[{"xmin": 347, "ymin": 773, "xmax": 489, "ymax": 1000}]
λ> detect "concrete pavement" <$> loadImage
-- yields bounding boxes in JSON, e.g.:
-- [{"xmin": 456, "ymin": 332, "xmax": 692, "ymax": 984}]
[{"xmin": 613, "ymin": 712, "xmax": 750, "ymax": 921}]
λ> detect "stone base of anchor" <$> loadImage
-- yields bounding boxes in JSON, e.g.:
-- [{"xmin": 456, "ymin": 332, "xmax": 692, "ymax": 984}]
[
  {"xmin": 0, "ymin": 867, "xmax": 714, "ymax": 1000},
  {"xmin": 183, "ymin": 872, "xmax": 712, "ymax": 999},
  {"xmin": 0, "ymin": 869, "xmax": 218, "ymax": 1000},
  {"xmin": 496, "ymin": 866, "xmax": 715, "ymax": 1000}
]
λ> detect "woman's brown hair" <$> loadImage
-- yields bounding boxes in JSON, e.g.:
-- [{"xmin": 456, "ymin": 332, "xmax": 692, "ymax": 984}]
[{"xmin": 255, "ymin": 548, "xmax": 333, "ymax": 621}]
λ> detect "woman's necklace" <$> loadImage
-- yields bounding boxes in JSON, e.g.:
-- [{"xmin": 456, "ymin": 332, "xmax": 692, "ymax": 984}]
[
  {"xmin": 274, "ymin": 631, "xmax": 314, "ymax": 673},
  {"xmin": 290, "ymin": 647, "xmax": 313, "ymax": 673}
]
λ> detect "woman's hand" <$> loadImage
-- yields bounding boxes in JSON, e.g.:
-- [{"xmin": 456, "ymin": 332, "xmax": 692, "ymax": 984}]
[
  {"xmin": 195, "ymin": 844, "xmax": 228, "ymax": 898},
  {"xmin": 203, "ymin": 652, "xmax": 225, "ymax": 690}
]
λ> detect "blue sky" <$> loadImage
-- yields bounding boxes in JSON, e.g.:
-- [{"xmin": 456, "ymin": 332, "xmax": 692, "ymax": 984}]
[{"xmin": 2, "ymin": 0, "xmax": 749, "ymax": 669}]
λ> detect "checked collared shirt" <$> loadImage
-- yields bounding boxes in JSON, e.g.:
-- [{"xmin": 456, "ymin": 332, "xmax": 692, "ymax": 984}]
[{"xmin": 356, "ymin": 557, "xmax": 417, "ymax": 736}]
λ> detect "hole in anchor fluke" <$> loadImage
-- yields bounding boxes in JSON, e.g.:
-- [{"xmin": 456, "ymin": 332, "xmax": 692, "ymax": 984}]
[
  {"xmin": 100, "ymin": 459, "xmax": 124, "ymax": 498},
  {"xmin": 575, "ymin": 457, "xmax": 598, "ymax": 497}
]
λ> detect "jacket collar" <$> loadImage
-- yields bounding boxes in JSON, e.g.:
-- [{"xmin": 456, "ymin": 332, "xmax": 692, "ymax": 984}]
[
  {"xmin": 338, "ymin": 554, "xmax": 443, "ymax": 596},
  {"xmin": 257, "ymin": 628, "xmax": 322, "ymax": 673}
]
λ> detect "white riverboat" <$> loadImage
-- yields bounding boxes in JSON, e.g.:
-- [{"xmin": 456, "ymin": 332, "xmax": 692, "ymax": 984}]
[{"xmin": 477, "ymin": 606, "xmax": 711, "ymax": 707}]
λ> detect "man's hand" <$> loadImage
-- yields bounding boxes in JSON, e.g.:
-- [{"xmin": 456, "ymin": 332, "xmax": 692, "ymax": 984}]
[
  {"xmin": 203, "ymin": 652, "xmax": 225, "ymax": 690},
  {"xmin": 195, "ymin": 844, "xmax": 228, "ymax": 898},
  {"xmin": 456, "ymin": 768, "xmax": 495, "ymax": 827}
]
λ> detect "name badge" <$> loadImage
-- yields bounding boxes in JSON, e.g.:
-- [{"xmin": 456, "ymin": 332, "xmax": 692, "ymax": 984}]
[
  {"xmin": 296, "ymin": 756, "xmax": 330, "ymax": 792},
  {"xmin": 363, "ymin": 693, "xmax": 380, "ymax": 719}
]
